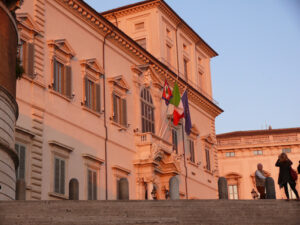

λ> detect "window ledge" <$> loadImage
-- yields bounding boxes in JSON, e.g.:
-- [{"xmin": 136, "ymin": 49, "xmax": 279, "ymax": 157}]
[
  {"xmin": 82, "ymin": 105, "xmax": 101, "ymax": 117},
  {"xmin": 48, "ymin": 192, "xmax": 68, "ymax": 200},
  {"xmin": 188, "ymin": 161, "xmax": 199, "ymax": 168},
  {"xmin": 204, "ymin": 169, "xmax": 213, "ymax": 175},
  {"xmin": 49, "ymin": 89, "xmax": 71, "ymax": 102},
  {"xmin": 110, "ymin": 120, "xmax": 128, "ymax": 131}
]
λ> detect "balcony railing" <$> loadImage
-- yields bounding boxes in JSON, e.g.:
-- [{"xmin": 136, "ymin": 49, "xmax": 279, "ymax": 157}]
[{"xmin": 135, "ymin": 132, "xmax": 173, "ymax": 154}]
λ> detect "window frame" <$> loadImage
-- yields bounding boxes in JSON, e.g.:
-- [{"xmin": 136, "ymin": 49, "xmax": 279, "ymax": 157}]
[
  {"xmin": 15, "ymin": 142, "xmax": 27, "ymax": 180},
  {"xmin": 53, "ymin": 156, "xmax": 66, "ymax": 195},
  {"xmin": 228, "ymin": 184, "xmax": 239, "ymax": 200},
  {"xmin": 112, "ymin": 92, "xmax": 127, "ymax": 127},
  {"xmin": 205, "ymin": 147, "xmax": 211, "ymax": 171},
  {"xmin": 140, "ymin": 88, "xmax": 155, "ymax": 134}
]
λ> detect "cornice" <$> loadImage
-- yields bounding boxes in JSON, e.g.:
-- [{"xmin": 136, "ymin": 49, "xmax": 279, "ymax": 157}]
[{"xmin": 56, "ymin": 0, "xmax": 222, "ymax": 117}]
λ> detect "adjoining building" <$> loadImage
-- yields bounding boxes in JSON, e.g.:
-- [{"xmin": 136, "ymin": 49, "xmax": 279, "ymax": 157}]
[
  {"xmin": 217, "ymin": 127, "xmax": 300, "ymax": 200},
  {"xmin": 14, "ymin": 0, "xmax": 222, "ymax": 200}
]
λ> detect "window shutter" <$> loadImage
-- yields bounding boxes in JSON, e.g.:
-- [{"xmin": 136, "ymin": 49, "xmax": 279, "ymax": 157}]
[
  {"xmin": 92, "ymin": 171, "xmax": 97, "ymax": 200},
  {"xmin": 121, "ymin": 98, "xmax": 127, "ymax": 127},
  {"xmin": 53, "ymin": 58, "xmax": 57, "ymax": 90},
  {"xmin": 65, "ymin": 66, "xmax": 72, "ymax": 98},
  {"xmin": 84, "ymin": 76, "xmax": 89, "ymax": 106},
  {"xmin": 27, "ymin": 43, "xmax": 35, "ymax": 78},
  {"xmin": 60, "ymin": 160, "xmax": 65, "ymax": 194},
  {"xmin": 113, "ymin": 94, "xmax": 118, "ymax": 123},
  {"xmin": 96, "ymin": 83, "xmax": 101, "ymax": 113},
  {"xmin": 19, "ymin": 145, "xmax": 26, "ymax": 179},
  {"xmin": 54, "ymin": 158, "xmax": 60, "ymax": 193},
  {"xmin": 88, "ymin": 170, "xmax": 92, "ymax": 200}
]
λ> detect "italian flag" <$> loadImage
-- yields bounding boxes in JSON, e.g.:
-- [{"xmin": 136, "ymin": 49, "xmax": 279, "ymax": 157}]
[{"xmin": 169, "ymin": 81, "xmax": 184, "ymax": 126}]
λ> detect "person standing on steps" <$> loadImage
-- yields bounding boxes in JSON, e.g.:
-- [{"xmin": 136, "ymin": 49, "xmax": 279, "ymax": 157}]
[
  {"xmin": 275, "ymin": 153, "xmax": 300, "ymax": 200},
  {"xmin": 255, "ymin": 163, "xmax": 266, "ymax": 199}
]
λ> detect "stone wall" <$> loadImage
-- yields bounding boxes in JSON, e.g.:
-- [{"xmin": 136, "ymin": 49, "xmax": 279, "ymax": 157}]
[{"xmin": 0, "ymin": 1, "xmax": 19, "ymax": 200}]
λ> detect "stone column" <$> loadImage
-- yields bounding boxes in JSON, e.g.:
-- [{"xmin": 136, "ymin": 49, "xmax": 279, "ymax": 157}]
[
  {"xmin": 147, "ymin": 182, "xmax": 153, "ymax": 200},
  {"xmin": 0, "ymin": 1, "xmax": 20, "ymax": 200},
  {"xmin": 218, "ymin": 177, "xmax": 228, "ymax": 199},
  {"xmin": 265, "ymin": 177, "xmax": 276, "ymax": 199}
]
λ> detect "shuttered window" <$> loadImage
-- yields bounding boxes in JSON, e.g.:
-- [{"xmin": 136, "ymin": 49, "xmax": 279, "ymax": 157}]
[
  {"xmin": 172, "ymin": 129, "xmax": 178, "ymax": 153},
  {"xmin": 189, "ymin": 140, "xmax": 195, "ymax": 163},
  {"xmin": 53, "ymin": 59, "xmax": 72, "ymax": 98},
  {"xmin": 18, "ymin": 41, "xmax": 35, "ymax": 78},
  {"xmin": 15, "ymin": 143, "xmax": 26, "ymax": 180},
  {"xmin": 88, "ymin": 169, "xmax": 97, "ymax": 200},
  {"xmin": 54, "ymin": 157, "xmax": 65, "ymax": 195},
  {"xmin": 141, "ymin": 88, "xmax": 155, "ymax": 133},
  {"xmin": 112, "ymin": 93, "xmax": 127, "ymax": 127},
  {"xmin": 205, "ymin": 148, "xmax": 211, "ymax": 171},
  {"xmin": 85, "ymin": 77, "xmax": 101, "ymax": 112}
]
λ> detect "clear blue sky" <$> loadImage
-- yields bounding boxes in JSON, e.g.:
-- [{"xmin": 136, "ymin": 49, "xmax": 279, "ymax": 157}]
[{"xmin": 84, "ymin": 0, "xmax": 300, "ymax": 134}]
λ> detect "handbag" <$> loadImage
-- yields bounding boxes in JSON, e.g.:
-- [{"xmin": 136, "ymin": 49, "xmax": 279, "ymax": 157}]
[{"xmin": 290, "ymin": 167, "xmax": 298, "ymax": 181}]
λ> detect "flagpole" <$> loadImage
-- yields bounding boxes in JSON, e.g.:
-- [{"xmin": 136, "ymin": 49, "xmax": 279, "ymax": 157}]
[
  {"xmin": 181, "ymin": 122, "xmax": 188, "ymax": 199},
  {"xmin": 158, "ymin": 104, "xmax": 169, "ymax": 137}
]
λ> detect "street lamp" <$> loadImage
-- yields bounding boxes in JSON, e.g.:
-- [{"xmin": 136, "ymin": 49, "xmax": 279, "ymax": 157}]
[{"xmin": 251, "ymin": 188, "xmax": 258, "ymax": 199}]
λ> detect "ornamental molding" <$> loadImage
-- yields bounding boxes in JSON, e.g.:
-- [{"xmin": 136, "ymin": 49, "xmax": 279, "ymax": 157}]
[
  {"xmin": 16, "ymin": 13, "xmax": 40, "ymax": 36},
  {"xmin": 80, "ymin": 58, "xmax": 103, "ymax": 75},
  {"xmin": 108, "ymin": 75, "xmax": 130, "ymax": 92},
  {"xmin": 47, "ymin": 39, "xmax": 76, "ymax": 58},
  {"xmin": 55, "ymin": 0, "xmax": 222, "ymax": 117}
]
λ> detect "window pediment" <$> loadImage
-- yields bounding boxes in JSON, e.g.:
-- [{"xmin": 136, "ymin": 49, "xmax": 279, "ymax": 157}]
[
  {"xmin": 201, "ymin": 134, "xmax": 215, "ymax": 145},
  {"xmin": 17, "ymin": 13, "xmax": 40, "ymax": 36},
  {"xmin": 47, "ymin": 39, "xmax": 75, "ymax": 59},
  {"xmin": 131, "ymin": 64, "xmax": 163, "ymax": 89},
  {"xmin": 80, "ymin": 58, "xmax": 103, "ymax": 76},
  {"xmin": 108, "ymin": 75, "xmax": 130, "ymax": 92}
]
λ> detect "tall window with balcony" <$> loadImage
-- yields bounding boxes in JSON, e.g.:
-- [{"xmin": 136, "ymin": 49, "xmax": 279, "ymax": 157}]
[{"xmin": 141, "ymin": 88, "xmax": 155, "ymax": 133}]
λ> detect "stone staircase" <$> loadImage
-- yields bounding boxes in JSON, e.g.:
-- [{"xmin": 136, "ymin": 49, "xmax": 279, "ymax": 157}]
[{"xmin": 0, "ymin": 200, "xmax": 299, "ymax": 225}]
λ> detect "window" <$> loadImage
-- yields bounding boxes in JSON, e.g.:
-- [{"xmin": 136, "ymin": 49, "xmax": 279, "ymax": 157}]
[
  {"xmin": 172, "ymin": 129, "xmax": 178, "ymax": 153},
  {"xmin": 225, "ymin": 152, "xmax": 235, "ymax": 157},
  {"xmin": 228, "ymin": 185, "xmax": 238, "ymax": 200},
  {"xmin": 17, "ymin": 40, "xmax": 35, "ymax": 78},
  {"xmin": 166, "ymin": 44, "xmax": 172, "ymax": 64},
  {"xmin": 135, "ymin": 22, "xmax": 144, "ymax": 30},
  {"xmin": 15, "ymin": 143, "xmax": 26, "ymax": 180},
  {"xmin": 183, "ymin": 58, "xmax": 189, "ymax": 80},
  {"xmin": 282, "ymin": 148, "xmax": 291, "ymax": 153},
  {"xmin": 84, "ymin": 77, "xmax": 101, "ymax": 112},
  {"xmin": 189, "ymin": 140, "xmax": 195, "ymax": 163},
  {"xmin": 112, "ymin": 93, "xmax": 127, "ymax": 127},
  {"xmin": 205, "ymin": 148, "xmax": 211, "ymax": 170},
  {"xmin": 136, "ymin": 38, "xmax": 146, "ymax": 49},
  {"xmin": 253, "ymin": 150, "xmax": 263, "ymax": 155},
  {"xmin": 88, "ymin": 169, "xmax": 97, "ymax": 200},
  {"xmin": 141, "ymin": 88, "xmax": 155, "ymax": 133},
  {"xmin": 54, "ymin": 157, "xmax": 65, "ymax": 195},
  {"xmin": 53, "ymin": 58, "xmax": 72, "ymax": 98}
]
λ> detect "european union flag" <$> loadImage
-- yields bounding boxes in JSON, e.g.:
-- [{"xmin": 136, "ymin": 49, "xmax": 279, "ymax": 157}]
[{"xmin": 182, "ymin": 90, "xmax": 192, "ymax": 135}]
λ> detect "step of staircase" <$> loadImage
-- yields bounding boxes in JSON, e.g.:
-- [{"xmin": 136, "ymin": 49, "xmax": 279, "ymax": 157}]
[{"xmin": 0, "ymin": 200, "xmax": 299, "ymax": 225}]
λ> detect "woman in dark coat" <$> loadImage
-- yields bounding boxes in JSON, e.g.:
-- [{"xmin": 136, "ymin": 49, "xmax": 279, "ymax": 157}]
[{"xmin": 275, "ymin": 153, "xmax": 299, "ymax": 200}]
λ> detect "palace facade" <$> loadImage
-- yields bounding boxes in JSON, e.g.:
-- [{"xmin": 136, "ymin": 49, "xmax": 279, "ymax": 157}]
[
  {"xmin": 217, "ymin": 127, "xmax": 300, "ymax": 200},
  {"xmin": 12, "ymin": 0, "xmax": 222, "ymax": 201}
]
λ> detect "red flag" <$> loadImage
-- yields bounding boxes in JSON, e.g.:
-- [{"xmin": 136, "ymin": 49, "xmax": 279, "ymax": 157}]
[
  {"xmin": 162, "ymin": 80, "xmax": 172, "ymax": 105},
  {"xmin": 173, "ymin": 98, "xmax": 184, "ymax": 126}
]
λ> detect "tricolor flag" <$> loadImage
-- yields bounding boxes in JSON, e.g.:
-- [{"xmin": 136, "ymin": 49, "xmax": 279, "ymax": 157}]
[
  {"xmin": 170, "ymin": 82, "xmax": 184, "ymax": 126},
  {"xmin": 181, "ymin": 90, "xmax": 192, "ymax": 135},
  {"xmin": 162, "ymin": 80, "xmax": 172, "ymax": 105}
]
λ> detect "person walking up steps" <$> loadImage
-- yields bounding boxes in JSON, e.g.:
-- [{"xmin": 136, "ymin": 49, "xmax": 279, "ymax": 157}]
[
  {"xmin": 255, "ymin": 163, "xmax": 266, "ymax": 199},
  {"xmin": 275, "ymin": 153, "xmax": 299, "ymax": 200}
]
